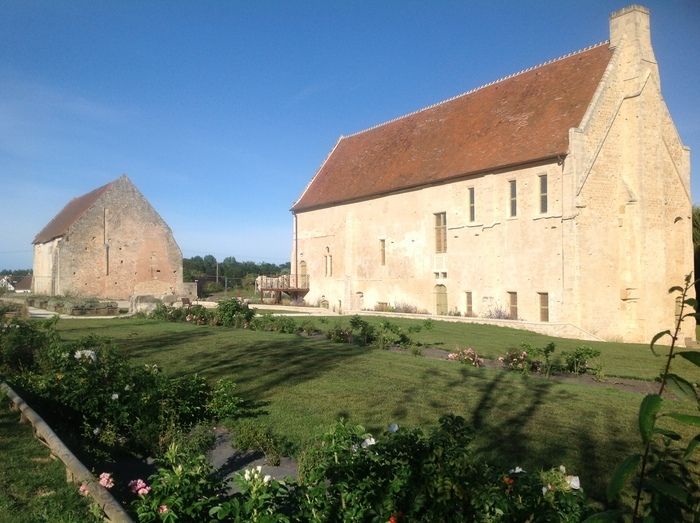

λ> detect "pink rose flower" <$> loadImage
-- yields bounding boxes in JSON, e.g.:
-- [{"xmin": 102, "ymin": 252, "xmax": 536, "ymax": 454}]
[
  {"xmin": 99, "ymin": 472, "xmax": 114, "ymax": 489},
  {"xmin": 158, "ymin": 505, "xmax": 169, "ymax": 513},
  {"xmin": 128, "ymin": 478, "xmax": 150, "ymax": 495},
  {"xmin": 79, "ymin": 483, "xmax": 90, "ymax": 496}
]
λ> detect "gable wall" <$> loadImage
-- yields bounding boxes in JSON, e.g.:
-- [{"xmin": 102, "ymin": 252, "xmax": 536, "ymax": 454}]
[
  {"xmin": 41, "ymin": 178, "xmax": 183, "ymax": 300},
  {"xmin": 295, "ymin": 160, "xmax": 566, "ymax": 321},
  {"xmin": 570, "ymin": 9, "xmax": 693, "ymax": 343}
]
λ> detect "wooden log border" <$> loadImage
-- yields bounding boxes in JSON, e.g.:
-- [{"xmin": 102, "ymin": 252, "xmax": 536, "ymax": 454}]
[{"xmin": 1, "ymin": 382, "xmax": 134, "ymax": 523}]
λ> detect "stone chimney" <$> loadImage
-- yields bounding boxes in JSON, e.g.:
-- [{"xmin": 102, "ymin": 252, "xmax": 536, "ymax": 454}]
[{"xmin": 610, "ymin": 5, "xmax": 656, "ymax": 62}]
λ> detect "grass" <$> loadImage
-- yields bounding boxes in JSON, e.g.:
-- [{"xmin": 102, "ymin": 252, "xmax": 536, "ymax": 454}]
[
  {"xmin": 55, "ymin": 316, "xmax": 699, "ymax": 501},
  {"xmin": 0, "ymin": 397, "xmax": 96, "ymax": 523}
]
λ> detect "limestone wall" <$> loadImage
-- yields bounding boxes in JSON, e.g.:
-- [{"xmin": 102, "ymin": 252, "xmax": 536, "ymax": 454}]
[
  {"xmin": 41, "ymin": 177, "xmax": 183, "ymax": 300},
  {"xmin": 295, "ymin": 160, "xmax": 565, "ymax": 321}
]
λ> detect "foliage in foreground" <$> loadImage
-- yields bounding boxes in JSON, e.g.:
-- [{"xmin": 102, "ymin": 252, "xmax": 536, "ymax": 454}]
[
  {"xmin": 0, "ymin": 318, "xmax": 243, "ymax": 458},
  {"xmin": 587, "ymin": 275, "xmax": 700, "ymax": 522},
  {"xmin": 131, "ymin": 416, "xmax": 588, "ymax": 523}
]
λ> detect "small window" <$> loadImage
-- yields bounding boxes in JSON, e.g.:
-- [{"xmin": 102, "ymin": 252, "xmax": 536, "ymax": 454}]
[
  {"xmin": 508, "ymin": 291, "xmax": 518, "ymax": 319},
  {"xmin": 380, "ymin": 239, "xmax": 386, "ymax": 266},
  {"xmin": 539, "ymin": 292, "xmax": 549, "ymax": 322},
  {"xmin": 465, "ymin": 291, "xmax": 473, "ymax": 316},
  {"xmin": 539, "ymin": 175, "xmax": 548, "ymax": 214},
  {"xmin": 468, "ymin": 187, "xmax": 475, "ymax": 222},
  {"xmin": 509, "ymin": 180, "xmax": 517, "ymax": 217},
  {"xmin": 324, "ymin": 248, "xmax": 333, "ymax": 277},
  {"xmin": 435, "ymin": 212, "xmax": 447, "ymax": 253}
]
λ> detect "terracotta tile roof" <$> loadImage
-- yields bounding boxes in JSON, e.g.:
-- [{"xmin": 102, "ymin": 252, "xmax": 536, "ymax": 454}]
[
  {"xmin": 292, "ymin": 42, "xmax": 612, "ymax": 212},
  {"xmin": 14, "ymin": 274, "xmax": 32, "ymax": 291},
  {"xmin": 33, "ymin": 180, "xmax": 114, "ymax": 244}
]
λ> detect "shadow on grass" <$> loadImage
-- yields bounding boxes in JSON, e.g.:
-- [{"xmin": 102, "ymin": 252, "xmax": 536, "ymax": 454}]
[
  {"xmin": 376, "ymin": 364, "xmax": 630, "ymax": 501},
  {"xmin": 119, "ymin": 329, "xmax": 369, "ymax": 399}
]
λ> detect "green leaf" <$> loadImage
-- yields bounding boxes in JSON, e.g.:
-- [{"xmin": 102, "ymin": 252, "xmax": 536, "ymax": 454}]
[
  {"xmin": 668, "ymin": 286, "xmax": 684, "ymax": 294},
  {"xmin": 666, "ymin": 374, "xmax": 698, "ymax": 401},
  {"xmin": 607, "ymin": 453, "xmax": 640, "ymax": 502},
  {"xmin": 684, "ymin": 298, "xmax": 698, "ymax": 309},
  {"xmin": 639, "ymin": 395, "xmax": 663, "ymax": 444},
  {"xmin": 666, "ymin": 413, "xmax": 700, "ymax": 427},
  {"xmin": 644, "ymin": 477, "xmax": 689, "ymax": 504},
  {"xmin": 582, "ymin": 510, "xmax": 624, "ymax": 522},
  {"xmin": 677, "ymin": 351, "xmax": 700, "ymax": 368},
  {"xmin": 684, "ymin": 434, "xmax": 700, "ymax": 460},
  {"xmin": 653, "ymin": 427, "xmax": 681, "ymax": 440},
  {"xmin": 650, "ymin": 330, "xmax": 670, "ymax": 354}
]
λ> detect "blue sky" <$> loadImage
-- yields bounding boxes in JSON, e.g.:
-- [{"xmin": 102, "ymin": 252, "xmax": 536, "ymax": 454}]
[{"xmin": 1, "ymin": 0, "xmax": 698, "ymax": 270}]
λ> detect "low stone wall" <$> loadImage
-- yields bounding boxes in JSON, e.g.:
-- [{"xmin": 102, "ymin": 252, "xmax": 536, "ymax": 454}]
[{"xmin": 1, "ymin": 383, "xmax": 133, "ymax": 523}]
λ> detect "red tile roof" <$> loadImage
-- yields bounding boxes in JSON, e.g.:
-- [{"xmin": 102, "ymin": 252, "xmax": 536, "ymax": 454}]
[
  {"xmin": 292, "ymin": 43, "xmax": 612, "ymax": 212},
  {"xmin": 33, "ymin": 180, "xmax": 114, "ymax": 244}
]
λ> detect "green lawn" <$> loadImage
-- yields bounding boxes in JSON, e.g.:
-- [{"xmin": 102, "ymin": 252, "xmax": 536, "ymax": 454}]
[
  {"xmin": 0, "ymin": 397, "xmax": 95, "ymax": 523},
  {"xmin": 55, "ymin": 317, "xmax": 699, "ymax": 501}
]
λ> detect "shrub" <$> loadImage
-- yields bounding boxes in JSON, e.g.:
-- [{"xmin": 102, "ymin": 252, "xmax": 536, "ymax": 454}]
[
  {"xmin": 447, "ymin": 347, "xmax": 483, "ymax": 367},
  {"xmin": 298, "ymin": 319, "xmax": 320, "ymax": 336},
  {"xmin": 229, "ymin": 420, "xmax": 293, "ymax": 466},
  {"xmin": 326, "ymin": 323, "xmax": 352, "ymax": 344},
  {"xmin": 11, "ymin": 334, "xmax": 216, "ymax": 457},
  {"xmin": 523, "ymin": 341, "xmax": 557, "ymax": 378},
  {"xmin": 207, "ymin": 378, "xmax": 244, "ymax": 420},
  {"xmin": 498, "ymin": 349, "xmax": 531, "ymax": 373},
  {"xmin": 216, "ymin": 298, "xmax": 254, "ymax": 328},
  {"xmin": 349, "ymin": 315, "xmax": 376, "ymax": 346},
  {"xmin": 133, "ymin": 443, "xmax": 223, "ymax": 523},
  {"xmin": 184, "ymin": 304, "xmax": 213, "ymax": 325},
  {"xmin": 561, "ymin": 345, "xmax": 600, "ymax": 375},
  {"xmin": 0, "ymin": 317, "xmax": 58, "ymax": 375}
]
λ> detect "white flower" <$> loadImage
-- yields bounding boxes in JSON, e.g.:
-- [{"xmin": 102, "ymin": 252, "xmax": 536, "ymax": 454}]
[
  {"xmin": 361, "ymin": 437, "xmax": 376, "ymax": 449},
  {"xmin": 509, "ymin": 466, "xmax": 525, "ymax": 474},
  {"xmin": 244, "ymin": 469, "xmax": 251, "ymax": 481},
  {"xmin": 388, "ymin": 423, "xmax": 399, "ymax": 433},
  {"xmin": 111, "ymin": 393, "xmax": 119, "ymax": 400},
  {"xmin": 559, "ymin": 465, "xmax": 566, "ymax": 474},
  {"xmin": 256, "ymin": 465, "xmax": 262, "ymax": 474},
  {"xmin": 542, "ymin": 486, "xmax": 548, "ymax": 495},
  {"xmin": 93, "ymin": 427, "xmax": 101, "ymax": 436},
  {"xmin": 74, "ymin": 349, "xmax": 96, "ymax": 362},
  {"xmin": 263, "ymin": 475, "xmax": 271, "ymax": 484},
  {"xmin": 566, "ymin": 475, "xmax": 580, "ymax": 490}
]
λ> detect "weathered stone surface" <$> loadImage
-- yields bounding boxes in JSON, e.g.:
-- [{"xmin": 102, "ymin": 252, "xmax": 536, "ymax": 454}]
[
  {"xmin": 291, "ymin": 6, "xmax": 694, "ymax": 344},
  {"xmin": 33, "ymin": 176, "xmax": 186, "ymax": 301}
]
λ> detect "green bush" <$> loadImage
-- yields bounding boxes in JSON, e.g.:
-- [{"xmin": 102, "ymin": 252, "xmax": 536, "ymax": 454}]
[
  {"xmin": 562, "ymin": 345, "xmax": 600, "ymax": 375},
  {"xmin": 207, "ymin": 378, "xmax": 244, "ymax": 420},
  {"xmin": 216, "ymin": 298, "xmax": 254, "ymax": 328}
]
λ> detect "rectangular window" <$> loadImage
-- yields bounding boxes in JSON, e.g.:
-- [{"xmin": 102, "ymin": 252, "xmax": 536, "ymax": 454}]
[
  {"xmin": 539, "ymin": 292, "xmax": 549, "ymax": 322},
  {"xmin": 466, "ymin": 291, "xmax": 473, "ymax": 316},
  {"xmin": 509, "ymin": 180, "xmax": 517, "ymax": 217},
  {"xmin": 539, "ymin": 174, "xmax": 548, "ymax": 214},
  {"xmin": 324, "ymin": 255, "xmax": 333, "ymax": 277},
  {"xmin": 508, "ymin": 291, "xmax": 518, "ymax": 319},
  {"xmin": 380, "ymin": 239, "xmax": 386, "ymax": 266},
  {"xmin": 468, "ymin": 187, "xmax": 475, "ymax": 222},
  {"xmin": 435, "ymin": 212, "xmax": 447, "ymax": 253}
]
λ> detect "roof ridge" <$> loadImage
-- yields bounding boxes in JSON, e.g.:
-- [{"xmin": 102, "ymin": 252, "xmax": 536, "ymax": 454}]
[{"xmin": 344, "ymin": 40, "xmax": 610, "ymax": 139}]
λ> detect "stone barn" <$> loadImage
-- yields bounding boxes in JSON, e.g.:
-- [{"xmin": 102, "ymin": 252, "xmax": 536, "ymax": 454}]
[
  {"xmin": 291, "ymin": 6, "xmax": 694, "ymax": 344},
  {"xmin": 32, "ymin": 175, "xmax": 186, "ymax": 300}
]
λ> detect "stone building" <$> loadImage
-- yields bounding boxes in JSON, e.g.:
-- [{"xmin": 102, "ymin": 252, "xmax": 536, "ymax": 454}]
[
  {"xmin": 32, "ymin": 175, "xmax": 186, "ymax": 300},
  {"xmin": 291, "ymin": 6, "xmax": 693, "ymax": 343}
]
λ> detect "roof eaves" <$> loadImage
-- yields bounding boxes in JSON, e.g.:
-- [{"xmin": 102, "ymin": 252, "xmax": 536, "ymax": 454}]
[
  {"xmin": 293, "ymin": 153, "xmax": 565, "ymax": 213},
  {"xmin": 291, "ymin": 136, "xmax": 345, "ymax": 212}
]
